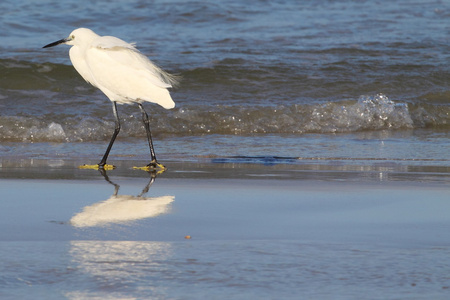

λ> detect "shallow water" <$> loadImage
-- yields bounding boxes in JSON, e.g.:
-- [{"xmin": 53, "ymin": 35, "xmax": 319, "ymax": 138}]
[
  {"xmin": 2, "ymin": 240, "xmax": 450, "ymax": 300},
  {"xmin": 0, "ymin": 171, "xmax": 449, "ymax": 299}
]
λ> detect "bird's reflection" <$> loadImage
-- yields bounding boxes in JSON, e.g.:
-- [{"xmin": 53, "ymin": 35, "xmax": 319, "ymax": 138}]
[
  {"xmin": 70, "ymin": 170, "xmax": 174, "ymax": 228},
  {"xmin": 67, "ymin": 240, "xmax": 174, "ymax": 299}
]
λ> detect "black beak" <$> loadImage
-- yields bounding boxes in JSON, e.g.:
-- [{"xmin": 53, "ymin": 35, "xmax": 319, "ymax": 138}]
[{"xmin": 43, "ymin": 38, "xmax": 69, "ymax": 48}]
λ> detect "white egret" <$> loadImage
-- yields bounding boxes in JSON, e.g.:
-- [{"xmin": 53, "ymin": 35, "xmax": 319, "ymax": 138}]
[{"xmin": 43, "ymin": 28, "xmax": 177, "ymax": 170}]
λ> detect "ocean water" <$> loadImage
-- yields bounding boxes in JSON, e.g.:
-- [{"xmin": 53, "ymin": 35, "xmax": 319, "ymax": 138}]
[
  {"xmin": 1, "ymin": 1, "xmax": 450, "ymax": 299},
  {"xmin": 0, "ymin": 0, "xmax": 449, "ymax": 165}
]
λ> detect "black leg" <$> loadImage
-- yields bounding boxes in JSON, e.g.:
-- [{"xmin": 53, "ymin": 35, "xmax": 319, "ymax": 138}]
[
  {"xmin": 137, "ymin": 173, "xmax": 157, "ymax": 197},
  {"xmin": 98, "ymin": 168, "xmax": 120, "ymax": 195},
  {"xmin": 138, "ymin": 103, "xmax": 158, "ymax": 164},
  {"xmin": 99, "ymin": 101, "xmax": 121, "ymax": 167}
]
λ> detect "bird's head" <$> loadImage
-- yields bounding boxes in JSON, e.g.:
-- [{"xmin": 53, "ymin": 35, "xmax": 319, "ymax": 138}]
[{"xmin": 43, "ymin": 28, "xmax": 98, "ymax": 48}]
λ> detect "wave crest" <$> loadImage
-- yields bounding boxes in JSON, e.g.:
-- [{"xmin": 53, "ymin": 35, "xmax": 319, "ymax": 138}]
[{"xmin": 0, "ymin": 94, "xmax": 446, "ymax": 142}]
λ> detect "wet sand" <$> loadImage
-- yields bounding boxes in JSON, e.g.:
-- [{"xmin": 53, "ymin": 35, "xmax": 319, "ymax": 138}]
[
  {"xmin": 0, "ymin": 159, "xmax": 449, "ymax": 243},
  {"xmin": 0, "ymin": 158, "xmax": 449, "ymax": 299}
]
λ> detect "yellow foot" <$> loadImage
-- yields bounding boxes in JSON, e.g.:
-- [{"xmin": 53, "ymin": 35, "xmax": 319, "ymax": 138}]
[
  {"xmin": 133, "ymin": 161, "xmax": 167, "ymax": 172},
  {"xmin": 78, "ymin": 164, "xmax": 115, "ymax": 170}
]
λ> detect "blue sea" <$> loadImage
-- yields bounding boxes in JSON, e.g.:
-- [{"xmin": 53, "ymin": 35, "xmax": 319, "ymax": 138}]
[
  {"xmin": 0, "ymin": 0, "xmax": 449, "ymax": 164},
  {"xmin": 1, "ymin": 0, "xmax": 450, "ymax": 299}
]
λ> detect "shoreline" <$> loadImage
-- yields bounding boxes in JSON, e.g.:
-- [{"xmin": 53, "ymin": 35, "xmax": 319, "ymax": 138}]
[
  {"xmin": 1, "ymin": 156, "xmax": 448, "ymax": 243},
  {"xmin": 1, "ymin": 155, "xmax": 449, "ymax": 184}
]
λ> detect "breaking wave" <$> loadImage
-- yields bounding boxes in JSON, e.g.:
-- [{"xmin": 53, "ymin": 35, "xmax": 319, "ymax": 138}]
[{"xmin": 0, "ymin": 94, "xmax": 447, "ymax": 142}]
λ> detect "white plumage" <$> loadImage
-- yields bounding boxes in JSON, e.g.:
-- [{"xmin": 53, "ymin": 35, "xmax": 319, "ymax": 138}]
[
  {"xmin": 66, "ymin": 28, "xmax": 176, "ymax": 108},
  {"xmin": 43, "ymin": 28, "xmax": 177, "ymax": 170}
]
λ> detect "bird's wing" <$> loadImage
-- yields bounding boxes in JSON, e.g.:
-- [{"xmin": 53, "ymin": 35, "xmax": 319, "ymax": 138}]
[
  {"xmin": 93, "ymin": 36, "xmax": 138, "ymax": 51},
  {"xmin": 84, "ymin": 42, "xmax": 176, "ymax": 108},
  {"xmin": 90, "ymin": 36, "xmax": 174, "ymax": 89}
]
